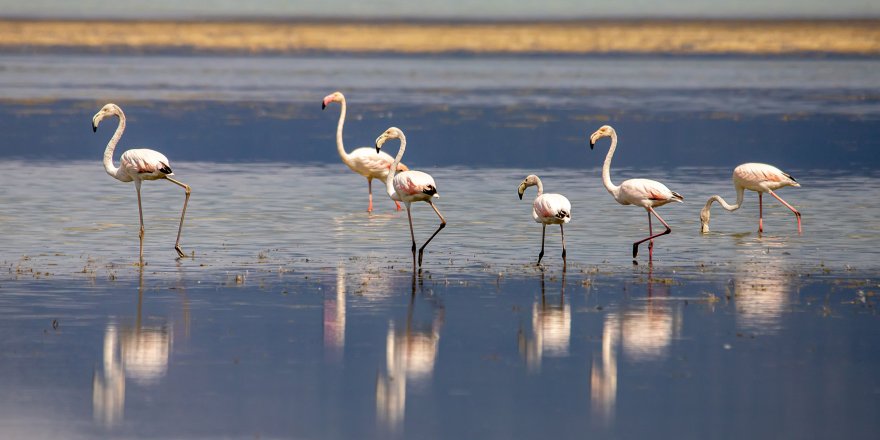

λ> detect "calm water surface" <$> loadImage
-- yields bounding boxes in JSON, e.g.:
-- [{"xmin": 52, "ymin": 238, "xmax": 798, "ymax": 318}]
[{"xmin": 1, "ymin": 53, "xmax": 879, "ymax": 439}]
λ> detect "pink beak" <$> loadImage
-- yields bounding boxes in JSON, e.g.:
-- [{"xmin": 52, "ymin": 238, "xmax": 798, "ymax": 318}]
[{"xmin": 321, "ymin": 95, "xmax": 335, "ymax": 110}]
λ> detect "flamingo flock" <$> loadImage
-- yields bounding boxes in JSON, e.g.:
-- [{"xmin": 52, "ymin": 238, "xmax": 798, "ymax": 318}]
[{"xmin": 92, "ymin": 94, "xmax": 802, "ymax": 267}]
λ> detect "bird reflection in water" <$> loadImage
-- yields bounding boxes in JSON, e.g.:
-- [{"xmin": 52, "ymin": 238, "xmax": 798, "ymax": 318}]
[
  {"xmin": 92, "ymin": 270, "xmax": 177, "ymax": 428},
  {"xmin": 518, "ymin": 269, "xmax": 571, "ymax": 372},
  {"xmin": 590, "ymin": 268, "xmax": 682, "ymax": 426},
  {"xmin": 731, "ymin": 237, "xmax": 796, "ymax": 335},
  {"xmin": 376, "ymin": 285, "xmax": 445, "ymax": 432},
  {"xmin": 324, "ymin": 265, "xmax": 348, "ymax": 362}
]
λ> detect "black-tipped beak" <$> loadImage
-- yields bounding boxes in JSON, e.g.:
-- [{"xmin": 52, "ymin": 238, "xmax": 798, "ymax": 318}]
[
  {"xmin": 518, "ymin": 192, "xmax": 523, "ymax": 200},
  {"xmin": 321, "ymin": 102, "xmax": 326, "ymax": 110},
  {"xmin": 589, "ymin": 140, "xmax": 595, "ymax": 150},
  {"xmin": 375, "ymin": 144, "xmax": 381, "ymax": 154},
  {"xmin": 92, "ymin": 124, "xmax": 97, "ymax": 133}
]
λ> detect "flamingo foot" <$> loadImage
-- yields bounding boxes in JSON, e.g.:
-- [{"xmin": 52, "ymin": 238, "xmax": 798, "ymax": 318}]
[
  {"xmin": 796, "ymin": 212, "xmax": 802, "ymax": 234},
  {"xmin": 175, "ymin": 245, "xmax": 186, "ymax": 259},
  {"xmin": 537, "ymin": 250, "xmax": 544, "ymax": 265},
  {"xmin": 561, "ymin": 248, "xmax": 566, "ymax": 263},
  {"xmin": 395, "ymin": 201, "xmax": 402, "ymax": 211},
  {"xmin": 632, "ymin": 242, "xmax": 640, "ymax": 259},
  {"xmin": 418, "ymin": 249, "xmax": 424, "ymax": 267}
]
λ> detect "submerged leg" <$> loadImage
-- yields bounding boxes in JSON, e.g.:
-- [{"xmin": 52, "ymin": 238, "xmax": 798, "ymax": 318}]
[
  {"xmin": 759, "ymin": 192, "xmax": 764, "ymax": 233},
  {"xmin": 768, "ymin": 190, "xmax": 802, "ymax": 234},
  {"xmin": 560, "ymin": 224, "xmax": 567, "ymax": 264},
  {"xmin": 405, "ymin": 203, "xmax": 416, "ymax": 268},
  {"xmin": 418, "ymin": 201, "xmax": 446, "ymax": 267},
  {"xmin": 135, "ymin": 180, "xmax": 145, "ymax": 265},
  {"xmin": 538, "ymin": 224, "xmax": 546, "ymax": 264},
  {"xmin": 633, "ymin": 207, "xmax": 672, "ymax": 260},
  {"xmin": 166, "ymin": 176, "xmax": 190, "ymax": 258},
  {"xmin": 648, "ymin": 210, "xmax": 654, "ymax": 260}
]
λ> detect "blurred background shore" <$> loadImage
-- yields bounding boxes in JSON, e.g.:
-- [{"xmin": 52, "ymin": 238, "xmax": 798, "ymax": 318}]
[{"xmin": 2, "ymin": 19, "xmax": 878, "ymax": 55}]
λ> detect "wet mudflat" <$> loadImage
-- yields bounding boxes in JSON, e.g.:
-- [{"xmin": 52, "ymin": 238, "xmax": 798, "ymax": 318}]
[{"xmin": 1, "ymin": 52, "xmax": 879, "ymax": 438}]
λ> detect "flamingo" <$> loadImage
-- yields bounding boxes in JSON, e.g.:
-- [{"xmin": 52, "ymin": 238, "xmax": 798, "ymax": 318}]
[
  {"xmin": 322, "ymin": 91, "xmax": 407, "ymax": 212},
  {"xmin": 375, "ymin": 127, "xmax": 446, "ymax": 268},
  {"xmin": 92, "ymin": 103, "xmax": 191, "ymax": 263},
  {"xmin": 589, "ymin": 125, "xmax": 683, "ymax": 262},
  {"xmin": 517, "ymin": 175, "xmax": 571, "ymax": 265},
  {"xmin": 700, "ymin": 163, "xmax": 801, "ymax": 234}
]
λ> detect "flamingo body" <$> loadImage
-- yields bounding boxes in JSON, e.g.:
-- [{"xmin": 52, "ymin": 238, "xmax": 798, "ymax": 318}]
[
  {"xmin": 700, "ymin": 162, "xmax": 801, "ymax": 233},
  {"xmin": 518, "ymin": 174, "xmax": 571, "ymax": 264},
  {"xmin": 589, "ymin": 125, "xmax": 682, "ymax": 261},
  {"xmin": 322, "ymin": 91, "xmax": 407, "ymax": 212},
  {"xmin": 376, "ymin": 127, "xmax": 446, "ymax": 268},
  {"xmin": 93, "ymin": 103, "xmax": 191, "ymax": 262}
]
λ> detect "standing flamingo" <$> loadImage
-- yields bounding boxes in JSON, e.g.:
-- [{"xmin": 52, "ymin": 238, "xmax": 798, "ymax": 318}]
[
  {"xmin": 375, "ymin": 127, "xmax": 446, "ymax": 268},
  {"xmin": 322, "ymin": 91, "xmax": 407, "ymax": 212},
  {"xmin": 700, "ymin": 163, "xmax": 801, "ymax": 234},
  {"xmin": 517, "ymin": 175, "xmax": 571, "ymax": 265},
  {"xmin": 589, "ymin": 125, "xmax": 683, "ymax": 261},
  {"xmin": 92, "ymin": 103, "xmax": 191, "ymax": 263}
]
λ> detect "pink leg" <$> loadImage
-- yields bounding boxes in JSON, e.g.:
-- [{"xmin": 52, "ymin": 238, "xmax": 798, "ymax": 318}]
[
  {"xmin": 758, "ymin": 192, "xmax": 763, "ymax": 233},
  {"xmin": 768, "ymin": 190, "xmax": 802, "ymax": 234},
  {"xmin": 633, "ymin": 207, "xmax": 671, "ymax": 260},
  {"xmin": 367, "ymin": 179, "xmax": 373, "ymax": 213},
  {"xmin": 647, "ymin": 211, "xmax": 654, "ymax": 260},
  {"xmin": 394, "ymin": 200, "xmax": 402, "ymax": 211}
]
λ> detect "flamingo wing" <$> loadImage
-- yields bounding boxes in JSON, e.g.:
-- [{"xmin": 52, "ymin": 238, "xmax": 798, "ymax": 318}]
[
  {"xmin": 120, "ymin": 149, "xmax": 172, "ymax": 177},
  {"xmin": 735, "ymin": 163, "xmax": 797, "ymax": 186},
  {"xmin": 393, "ymin": 170, "xmax": 437, "ymax": 197},
  {"xmin": 620, "ymin": 178, "xmax": 682, "ymax": 205},
  {"xmin": 534, "ymin": 193, "xmax": 572, "ymax": 223},
  {"xmin": 349, "ymin": 147, "xmax": 408, "ymax": 178}
]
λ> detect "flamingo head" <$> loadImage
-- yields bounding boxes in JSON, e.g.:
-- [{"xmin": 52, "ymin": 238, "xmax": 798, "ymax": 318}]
[
  {"xmin": 699, "ymin": 205, "xmax": 711, "ymax": 234},
  {"xmin": 322, "ymin": 91, "xmax": 344, "ymax": 110},
  {"xmin": 375, "ymin": 127, "xmax": 404, "ymax": 153},
  {"xmin": 589, "ymin": 125, "xmax": 615, "ymax": 150},
  {"xmin": 517, "ymin": 175, "xmax": 539, "ymax": 199},
  {"xmin": 92, "ymin": 103, "xmax": 122, "ymax": 132}
]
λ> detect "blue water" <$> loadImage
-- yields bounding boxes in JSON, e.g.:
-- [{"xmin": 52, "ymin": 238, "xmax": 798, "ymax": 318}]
[{"xmin": 1, "ymin": 53, "xmax": 879, "ymax": 439}]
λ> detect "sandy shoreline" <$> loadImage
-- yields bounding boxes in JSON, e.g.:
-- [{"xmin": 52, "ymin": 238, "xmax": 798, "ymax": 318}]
[{"xmin": 1, "ymin": 19, "xmax": 878, "ymax": 55}]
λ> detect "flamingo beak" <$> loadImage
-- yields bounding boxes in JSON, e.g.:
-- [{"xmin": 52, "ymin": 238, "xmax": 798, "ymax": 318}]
[
  {"xmin": 375, "ymin": 135, "xmax": 386, "ymax": 153},
  {"xmin": 321, "ymin": 102, "xmax": 326, "ymax": 110},
  {"xmin": 92, "ymin": 123, "xmax": 97, "ymax": 133},
  {"xmin": 589, "ymin": 140, "xmax": 595, "ymax": 150},
  {"xmin": 517, "ymin": 183, "xmax": 526, "ymax": 199}
]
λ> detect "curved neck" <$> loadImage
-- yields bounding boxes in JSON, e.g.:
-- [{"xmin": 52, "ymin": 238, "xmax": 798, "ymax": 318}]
[
  {"xmin": 335, "ymin": 99, "xmax": 354, "ymax": 166},
  {"xmin": 706, "ymin": 185, "xmax": 745, "ymax": 213},
  {"xmin": 533, "ymin": 176, "xmax": 544, "ymax": 197},
  {"xmin": 602, "ymin": 132, "xmax": 621, "ymax": 196},
  {"xmin": 103, "ymin": 113, "xmax": 124, "ymax": 179},
  {"xmin": 385, "ymin": 134, "xmax": 407, "ymax": 198}
]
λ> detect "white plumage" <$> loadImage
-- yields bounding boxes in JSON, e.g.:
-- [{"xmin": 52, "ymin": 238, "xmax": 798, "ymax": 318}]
[{"xmin": 518, "ymin": 174, "xmax": 571, "ymax": 265}]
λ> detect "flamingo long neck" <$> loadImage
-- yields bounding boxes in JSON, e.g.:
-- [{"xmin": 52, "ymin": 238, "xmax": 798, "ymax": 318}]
[
  {"xmin": 602, "ymin": 131, "xmax": 621, "ymax": 197},
  {"xmin": 705, "ymin": 185, "xmax": 745, "ymax": 213},
  {"xmin": 534, "ymin": 176, "xmax": 544, "ymax": 197},
  {"xmin": 385, "ymin": 134, "xmax": 406, "ymax": 198},
  {"xmin": 335, "ymin": 98, "xmax": 354, "ymax": 167},
  {"xmin": 103, "ymin": 113, "xmax": 124, "ymax": 179}
]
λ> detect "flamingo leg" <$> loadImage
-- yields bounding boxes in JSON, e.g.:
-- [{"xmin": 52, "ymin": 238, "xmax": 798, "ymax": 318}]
[
  {"xmin": 418, "ymin": 201, "xmax": 446, "ymax": 267},
  {"xmin": 768, "ymin": 190, "xmax": 802, "ymax": 234},
  {"xmin": 135, "ymin": 180, "xmax": 145, "ymax": 265},
  {"xmin": 538, "ymin": 224, "xmax": 546, "ymax": 264},
  {"xmin": 648, "ymin": 210, "xmax": 654, "ymax": 260},
  {"xmin": 405, "ymin": 203, "xmax": 416, "ymax": 268},
  {"xmin": 367, "ymin": 178, "xmax": 373, "ymax": 213},
  {"xmin": 633, "ymin": 207, "xmax": 671, "ymax": 260},
  {"xmin": 560, "ymin": 224, "xmax": 567, "ymax": 264},
  {"xmin": 759, "ymin": 192, "xmax": 764, "ymax": 233},
  {"xmin": 166, "ymin": 176, "xmax": 190, "ymax": 258}
]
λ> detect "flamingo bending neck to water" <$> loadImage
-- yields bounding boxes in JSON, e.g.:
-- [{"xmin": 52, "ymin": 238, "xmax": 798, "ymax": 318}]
[
  {"xmin": 375, "ymin": 127, "xmax": 446, "ymax": 268},
  {"xmin": 92, "ymin": 103, "xmax": 191, "ymax": 263},
  {"xmin": 518, "ymin": 175, "xmax": 571, "ymax": 265},
  {"xmin": 700, "ymin": 163, "xmax": 801, "ymax": 234},
  {"xmin": 322, "ymin": 91, "xmax": 406, "ymax": 212},
  {"xmin": 589, "ymin": 125, "xmax": 683, "ymax": 262}
]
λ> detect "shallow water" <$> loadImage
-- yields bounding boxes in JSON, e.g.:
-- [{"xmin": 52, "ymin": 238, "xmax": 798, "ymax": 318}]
[{"xmin": 1, "ymin": 52, "xmax": 879, "ymax": 438}]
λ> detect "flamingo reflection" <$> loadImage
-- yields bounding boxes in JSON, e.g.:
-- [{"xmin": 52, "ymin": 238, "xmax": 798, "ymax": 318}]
[
  {"xmin": 518, "ymin": 269, "xmax": 571, "ymax": 372},
  {"xmin": 733, "ymin": 261, "xmax": 794, "ymax": 335},
  {"xmin": 92, "ymin": 271, "xmax": 178, "ymax": 427},
  {"xmin": 590, "ymin": 274, "xmax": 682, "ymax": 425},
  {"xmin": 376, "ymin": 290, "xmax": 445, "ymax": 431},
  {"xmin": 324, "ymin": 265, "xmax": 348, "ymax": 362}
]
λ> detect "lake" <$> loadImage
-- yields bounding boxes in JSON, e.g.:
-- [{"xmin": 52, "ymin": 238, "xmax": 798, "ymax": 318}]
[{"xmin": 0, "ymin": 52, "xmax": 879, "ymax": 439}]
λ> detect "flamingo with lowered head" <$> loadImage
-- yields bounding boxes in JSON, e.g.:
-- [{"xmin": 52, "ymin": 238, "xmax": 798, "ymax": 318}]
[
  {"xmin": 700, "ymin": 163, "xmax": 801, "ymax": 234},
  {"xmin": 322, "ymin": 91, "xmax": 407, "ymax": 212},
  {"xmin": 589, "ymin": 125, "xmax": 683, "ymax": 262},
  {"xmin": 92, "ymin": 103, "xmax": 191, "ymax": 263},
  {"xmin": 375, "ymin": 127, "xmax": 446, "ymax": 268},
  {"xmin": 518, "ymin": 175, "xmax": 571, "ymax": 265}
]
